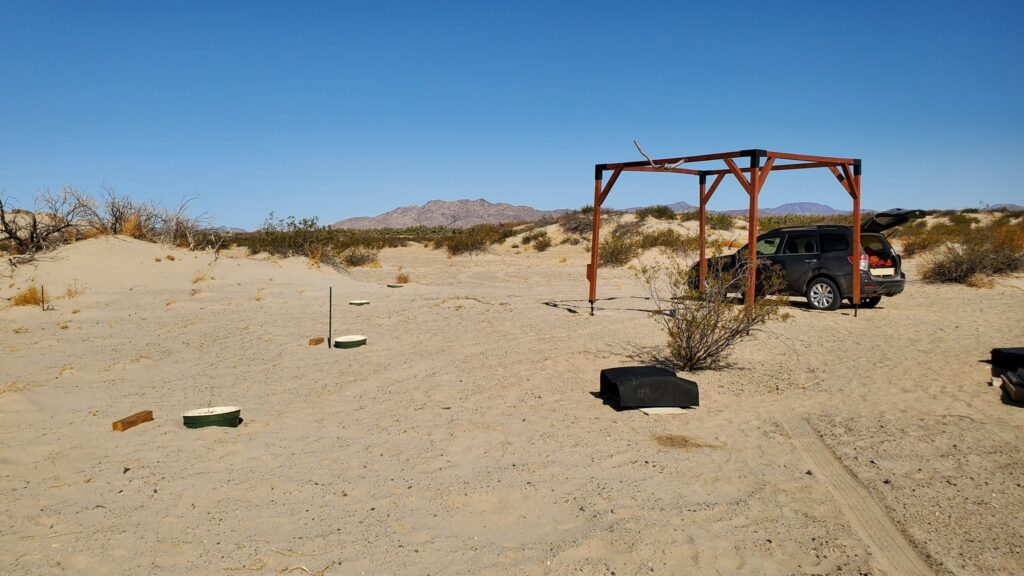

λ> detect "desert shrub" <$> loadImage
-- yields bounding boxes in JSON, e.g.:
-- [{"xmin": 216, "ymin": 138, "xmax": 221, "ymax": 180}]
[
  {"xmin": 707, "ymin": 213, "xmax": 734, "ymax": 230},
  {"xmin": 561, "ymin": 236, "xmax": 582, "ymax": 246},
  {"xmin": 678, "ymin": 211, "xmax": 699, "ymax": 222},
  {"xmin": 12, "ymin": 285, "xmax": 42, "ymax": 307},
  {"xmin": 433, "ymin": 223, "xmax": 523, "ymax": 255},
  {"xmin": 340, "ymin": 246, "xmax": 379, "ymax": 268},
  {"xmin": 755, "ymin": 213, "xmax": 859, "ymax": 232},
  {"xmin": 635, "ymin": 229, "xmax": 689, "ymax": 252},
  {"xmin": 521, "ymin": 229, "xmax": 548, "ymax": 245},
  {"xmin": 635, "ymin": 259, "xmax": 789, "ymax": 371},
  {"xmin": 944, "ymin": 212, "xmax": 978, "ymax": 227},
  {"xmin": 961, "ymin": 207, "xmax": 980, "ymax": 214},
  {"xmin": 922, "ymin": 222, "xmax": 1024, "ymax": 284},
  {"xmin": 598, "ymin": 233, "xmax": 638, "ymax": 266},
  {"xmin": 0, "ymin": 187, "xmax": 91, "ymax": 254},
  {"xmin": 533, "ymin": 235, "xmax": 553, "ymax": 252},
  {"xmin": 635, "ymin": 205, "xmax": 676, "ymax": 221},
  {"xmin": 558, "ymin": 205, "xmax": 595, "ymax": 235},
  {"xmin": 395, "ymin": 269, "xmax": 410, "ymax": 284},
  {"xmin": 611, "ymin": 219, "xmax": 643, "ymax": 239}
]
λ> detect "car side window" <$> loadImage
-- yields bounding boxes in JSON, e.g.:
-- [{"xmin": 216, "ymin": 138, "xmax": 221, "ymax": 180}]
[
  {"xmin": 820, "ymin": 233, "xmax": 849, "ymax": 253},
  {"xmin": 782, "ymin": 233, "xmax": 818, "ymax": 254},
  {"xmin": 756, "ymin": 236, "xmax": 781, "ymax": 255}
]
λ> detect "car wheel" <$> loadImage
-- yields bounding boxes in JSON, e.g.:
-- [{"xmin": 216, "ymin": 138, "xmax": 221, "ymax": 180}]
[
  {"xmin": 805, "ymin": 278, "xmax": 840, "ymax": 311},
  {"xmin": 860, "ymin": 296, "xmax": 882, "ymax": 308}
]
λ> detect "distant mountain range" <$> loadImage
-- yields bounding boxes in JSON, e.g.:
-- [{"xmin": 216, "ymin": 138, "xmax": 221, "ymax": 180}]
[
  {"xmin": 984, "ymin": 203, "xmax": 1023, "ymax": 212},
  {"xmin": 623, "ymin": 201, "xmax": 843, "ymax": 216},
  {"xmin": 329, "ymin": 198, "xmax": 1018, "ymax": 230},
  {"xmin": 333, "ymin": 199, "xmax": 561, "ymax": 229}
]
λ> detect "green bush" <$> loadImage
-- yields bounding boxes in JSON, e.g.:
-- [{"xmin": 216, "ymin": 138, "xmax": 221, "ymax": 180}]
[
  {"xmin": 533, "ymin": 235, "xmax": 553, "ymax": 252},
  {"xmin": 922, "ymin": 222, "xmax": 1024, "ymax": 284},
  {"xmin": 635, "ymin": 229, "xmax": 691, "ymax": 252},
  {"xmin": 434, "ymin": 223, "xmax": 522, "ymax": 255},
  {"xmin": 598, "ymin": 233, "xmax": 638, "ymax": 266},
  {"xmin": 521, "ymin": 229, "xmax": 548, "ymax": 245},
  {"xmin": 707, "ymin": 213, "xmax": 734, "ymax": 230},
  {"xmin": 635, "ymin": 205, "xmax": 676, "ymax": 221}
]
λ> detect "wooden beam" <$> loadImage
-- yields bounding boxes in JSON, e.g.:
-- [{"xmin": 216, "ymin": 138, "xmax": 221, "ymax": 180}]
[
  {"xmin": 112, "ymin": 410, "xmax": 154, "ymax": 432},
  {"xmin": 703, "ymin": 173, "xmax": 725, "ymax": 204},
  {"xmin": 828, "ymin": 165, "xmax": 852, "ymax": 195},
  {"xmin": 702, "ymin": 161, "xmax": 840, "ymax": 176},
  {"xmin": 758, "ymin": 156, "xmax": 777, "ymax": 190},
  {"xmin": 621, "ymin": 166, "xmax": 702, "ymax": 176},
  {"xmin": 600, "ymin": 150, "xmax": 749, "ymax": 171},
  {"xmin": 766, "ymin": 151, "xmax": 859, "ymax": 164},
  {"xmin": 840, "ymin": 164, "xmax": 857, "ymax": 200},
  {"xmin": 596, "ymin": 167, "xmax": 622, "ymax": 206},
  {"xmin": 723, "ymin": 158, "xmax": 751, "ymax": 194}
]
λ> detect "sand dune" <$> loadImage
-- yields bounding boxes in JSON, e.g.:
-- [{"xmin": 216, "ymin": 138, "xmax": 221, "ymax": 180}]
[{"xmin": 1, "ymin": 235, "xmax": 1022, "ymax": 574}]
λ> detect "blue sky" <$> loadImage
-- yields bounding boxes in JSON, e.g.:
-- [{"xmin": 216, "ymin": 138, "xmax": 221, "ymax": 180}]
[{"xmin": 2, "ymin": 1, "xmax": 1022, "ymax": 228}]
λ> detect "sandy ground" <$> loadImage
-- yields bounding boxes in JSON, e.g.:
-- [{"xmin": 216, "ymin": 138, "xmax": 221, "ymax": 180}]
[{"xmin": 1, "ymin": 234, "xmax": 1023, "ymax": 575}]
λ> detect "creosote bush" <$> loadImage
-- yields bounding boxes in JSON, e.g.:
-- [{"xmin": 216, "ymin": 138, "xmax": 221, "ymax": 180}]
[
  {"xmin": 341, "ymin": 246, "xmax": 379, "ymax": 268},
  {"xmin": 707, "ymin": 213, "xmax": 734, "ymax": 231},
  {"xmin": 635, "ymin": 205, "xmax": 676, "ymax": 221},
  {"xmin": 533, "ymin": 235, "xmax": 553, "ymax": 252},
  {"xmin": 635, "ymin": 258, "xmax": 789, "ymax": 371},
  {"xmin": 922, "ymin": 222, "xmax": 1024, "ymax": 284}
]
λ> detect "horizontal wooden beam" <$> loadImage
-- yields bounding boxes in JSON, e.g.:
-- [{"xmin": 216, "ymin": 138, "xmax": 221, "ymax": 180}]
[
  {"xmin": 766, "ymin": 151, "xmax": 859, "ymax": 164},
  {"xmin": 622, "ymin": 165, "xmax": 702, "ymax": 176},
  {"xmin": 598, "ymin": 150, "xmax": 751, "ymax": 171}
]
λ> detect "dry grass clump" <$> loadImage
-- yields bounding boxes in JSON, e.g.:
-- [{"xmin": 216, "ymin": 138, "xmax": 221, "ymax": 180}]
[
  {"xmin": 636, "ymin": 259, "xmax": 789, "ymax": 371},
  {"xmin": 165, "ymin": 254, "xmax": 176, "ymax": 261},
  {"xmin": 635, "ymin": 205, "xmax": 676, "ymax": 221},
  {"xmin": 395, "ymin": 268, "xmax": 410, "ymax": 284},
  {"xmin": 192, "ymin": 274, "xmax": 208, "ymax": 284},
  {"xmin": 922, "ymin": 222, "xmax": 1024, "ymax": 284},
  {"xmin": 11, "ymin": 326, "xmax": 29, "ymax": 334},
  {"xmin": 12, "ymin": 285, "xmax": 42, "ymax": 307},
  {"xmin": 62, "ymin": 283, "xmax": 83, "ymax": 299}
]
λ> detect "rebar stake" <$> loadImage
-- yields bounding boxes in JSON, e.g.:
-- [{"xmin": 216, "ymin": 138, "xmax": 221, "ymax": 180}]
[{"xmin": 328, "ymin": 286, "xmax": 332, "ymax": 349}]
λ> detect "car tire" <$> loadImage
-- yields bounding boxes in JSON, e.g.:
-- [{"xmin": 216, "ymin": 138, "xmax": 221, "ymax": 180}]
[
  {"xmin": 805, "ymin": 278, "xmax": 841, "ymax": 311},
  {"xmin": 860, "ymin": 296, "xmax": 882, "ymax": 308}
]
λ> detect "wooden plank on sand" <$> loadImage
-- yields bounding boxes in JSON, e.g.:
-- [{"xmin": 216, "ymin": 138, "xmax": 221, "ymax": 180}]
[{"xmin": 112, "ymin": 410, "xmax": 154, "ymax": 432}]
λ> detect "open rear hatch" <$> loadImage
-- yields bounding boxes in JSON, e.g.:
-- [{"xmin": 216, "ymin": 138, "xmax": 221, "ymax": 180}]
[{"xmin": 861, "ymin": 209, "xmax": 926, "ymax": 233}]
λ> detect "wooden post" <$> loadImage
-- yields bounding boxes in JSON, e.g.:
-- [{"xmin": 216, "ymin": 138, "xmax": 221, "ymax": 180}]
[
  {"xmin": 588, "ymin": 170, "xmax": 602, "ymax": 315},
  {"xmin": 746, "ymin": 155, "xmax": 760, "ymax": 308},
  {"xmin": 851, "ymin": 163, "xmax": 862, "ymax": 316},
  {"xmin": 698, "ymin": 174, "xmax": 708, "ymax": 294}
]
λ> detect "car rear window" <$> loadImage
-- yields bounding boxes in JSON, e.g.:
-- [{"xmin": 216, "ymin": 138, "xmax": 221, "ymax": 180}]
[
  {"xmin": 861, "ymin": 234, "xmax": 889, "ymax": 252},
  {"xmin": 820, "ymin": 233, "xmax": 849, "ymax": 253}
]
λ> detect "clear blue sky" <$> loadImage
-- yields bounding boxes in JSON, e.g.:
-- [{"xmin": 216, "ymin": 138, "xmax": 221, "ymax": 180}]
[{"xmin": 2, "ymin": 1, "xmax": 1022, "ymax": 228}]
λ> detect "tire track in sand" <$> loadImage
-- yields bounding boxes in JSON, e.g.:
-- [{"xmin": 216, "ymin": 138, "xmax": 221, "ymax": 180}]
[{"xmin": 784, "ymin": 417, "xmax": 934, "ymax": 576}]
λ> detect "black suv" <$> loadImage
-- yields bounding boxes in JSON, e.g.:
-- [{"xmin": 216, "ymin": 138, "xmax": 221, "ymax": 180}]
[{"xmin": 694, "ymin": 209, "xmax": 925, "ymax": 311}]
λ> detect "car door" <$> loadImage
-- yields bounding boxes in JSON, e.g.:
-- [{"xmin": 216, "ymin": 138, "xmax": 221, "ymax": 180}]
[{"xmin": 773, "ymin": 232, "xmax": 820, "ymax": 294}]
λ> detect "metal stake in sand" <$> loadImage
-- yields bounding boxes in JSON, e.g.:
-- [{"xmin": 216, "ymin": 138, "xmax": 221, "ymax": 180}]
[{"xmin": 328, "ymin": 287, "xmax": 332, "ymax": 349}]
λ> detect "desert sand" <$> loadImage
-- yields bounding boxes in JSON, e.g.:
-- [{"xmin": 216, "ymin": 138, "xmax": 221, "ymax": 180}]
[{"xmin": 2, "ymin": 233, "xmax": 1023, "ymax": 575}]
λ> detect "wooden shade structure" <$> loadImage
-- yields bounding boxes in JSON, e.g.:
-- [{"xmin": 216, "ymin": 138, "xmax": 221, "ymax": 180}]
[{"xmin": 587, "ymin": 149, "xmax": 863, "ymax": 313}]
